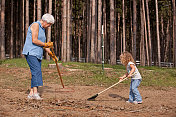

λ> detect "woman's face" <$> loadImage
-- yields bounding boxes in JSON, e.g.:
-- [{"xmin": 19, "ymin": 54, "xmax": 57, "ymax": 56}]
[{"xmin": 43, "ymin": 21, "xmax": 52, "ymax": 28}]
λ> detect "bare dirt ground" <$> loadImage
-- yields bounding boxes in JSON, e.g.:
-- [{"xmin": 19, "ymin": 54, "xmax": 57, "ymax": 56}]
[{"xmin": 0, "ymin": 67, "xmax": 176, "ymax": 117}]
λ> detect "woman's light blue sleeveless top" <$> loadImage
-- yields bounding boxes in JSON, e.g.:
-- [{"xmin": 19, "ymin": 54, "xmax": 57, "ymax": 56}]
[{"xmin": 22, "ymin": 21, "xmax": 46, "ymax": 60}]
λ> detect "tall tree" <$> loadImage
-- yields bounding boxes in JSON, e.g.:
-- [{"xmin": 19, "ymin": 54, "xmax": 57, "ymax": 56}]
[
  {"xmin": 122, "ymin": 0, "xmax": 126, "ymax": 52},
  {"xmin": 140, "ymin": 0, "xmax": 145, "ymax": 66},
  {"xmin": 173, "ymin": 0, "xmax": 176, "ymax": 67},
  {"xmin": 37, "ymin": 0, "xmax": 41, "ymax": 20},
  {"xmin": 46, "ymin": 0, "xmax": 52, "ymax": 60},
  {"xmin": 146, "ymin": 0, "xmax": 152, "ymax": 66},
  {"xmin": 20, "ymin": 0, "xmax": 25, "ymax": 57},
  {"xmin": 86, "ymin": 0, "xmax": 91, "ymax": 62},
  {"xmin": 103, "ymin": 0, "xmax": 107, "ymax": 63},
  {"xmin": 97, "ymin": 0, "xmax": 102, "ymax": 64},
  {"xmin": 62, "ymin": 0, "xmax": 67, "ymax": 62},
  {"xmin": 142, "ymin": 0, "xmax": 149, "ymax": 66},
  {"xmin": 25, "ymin": 0, "xmax": 29, "ymax": 37},
  {"xmin": 155, "ymin": 0, "xmax": 161, "ymax": 66},
  {"xmin": 0, "ymin": 0, "xmax": 5, "ymax": 59},
  {"xmin": 10, "ymin": 0, "xmax": 14, "ymax": 59},
  {"xmin": 132, "ymin": 0, "xmax": 137, "ymax": 62},
  {"xmin": 15, "ymin": 1, "xmax": 19, "ymax": 57},
  {"xmin": 67, "ymin": 0, "xmax": 71, "ymax": 62},
  {"xmin": 91, "ymin": 0, "xmax": 96, "ymax": 63},
  {"xmin": 110, "ymin": 0, "xmax": 116, "ymax": 65},
  {"xmin": 33, "ymin": 0, "xmax": 36, "ymax": 22}
]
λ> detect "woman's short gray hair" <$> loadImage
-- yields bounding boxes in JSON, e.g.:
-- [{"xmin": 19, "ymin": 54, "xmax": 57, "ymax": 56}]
[{"xmin": 42, "ymin": 13, "xmax": 55, "ymax": 24}]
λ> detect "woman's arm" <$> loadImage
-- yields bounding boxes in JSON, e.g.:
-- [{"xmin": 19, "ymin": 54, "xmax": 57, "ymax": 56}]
[{"xmin": 31, "ymin": 23, "xmax": 45, "ymax": 47}]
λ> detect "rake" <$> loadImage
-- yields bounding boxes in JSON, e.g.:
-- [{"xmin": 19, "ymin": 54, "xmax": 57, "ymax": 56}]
[{"xmin": 87, "ymin": 77, "xmax": 128, "ymax": 101}]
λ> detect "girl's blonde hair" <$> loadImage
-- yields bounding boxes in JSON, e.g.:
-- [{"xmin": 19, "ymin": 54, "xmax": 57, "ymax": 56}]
[{"xmin": 120, "ymin": 51, "xmax": 135, "ymax": 66}]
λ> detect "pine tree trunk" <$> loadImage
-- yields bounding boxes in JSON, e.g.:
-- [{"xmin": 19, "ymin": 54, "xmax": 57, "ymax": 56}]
[
  {"xmin": 164, "ymin": 20, "xmax": 170, "ymax": 62},
  {"xmin": 91, "ymin": 0, "xmax": 96, "ymax": 63},
  {"xmin": 62, "ymin": 0, "xmax": 67, "ymax": 62},
  {"xmin": 25, "ymin": 0, "xmax": 29, "ymax": 38},
  {"xmin": 140, "ymin": 0, "xmax": 145, "ymax": 66},
  {"xmin": 110, "ymin": 0, "xmax": 116, "ymax": 65},
  {"xmin": 0, "ymin": 0, "xmax": 5, "ymax": 59},
  {"xmin": 155, "ymin": 0, "xmax": 161, "ymax": 66},
  {"xmin": 103, "ymin": 0, "xmax": 107, "ymax": 63},
  {"xmin": 161, "ymin": 15, "xmax": 164, "ymax": 62},
  {"xmin": 173, "ymin": 0, "xmax": 176, "ymax": 67},
  {"xmin": 142, "ymin": 0, "xmax": 149, "ymax": 66},
  {"xmin": 46, "ymin": 0, "xmax": 52, "ymax": 60},
  {"xmin": 20, "ymin": 0, "xmax": 25, "ymax": 58},
  {"xmin": 67, "ymin": 0, "xmax": 71, "ymax": 62},
  {"xmin": 37, "ymin": 0, "xmax": 41, "ymax": 20},
  {"xmin": 146, "ymin": 0, "xmax": 152, "ymax": 66},
  {"xmin": 33, "ymin": 0, "xmax": 36, "ymax": 22},
  {"xmin": 122, "ymin": 0, "xmax": 126, "ymax": 52},
  {"xmin": 133, "ymin": 0, "xmax": 137, "ymax": 62},
  {"xmin": 10, "ymin": 0, "xmax": 14, "ymax": 59},
  {"xmin": 15, "ymin": 1, "xmax": 19, "ymax": 58},
  {"xmin": 97, "ymin": 0, "xmax": 102, "ymax": 64},
  {"xmin": 86, "ymin": 0, "xmax": 91, "ymax": 62}
]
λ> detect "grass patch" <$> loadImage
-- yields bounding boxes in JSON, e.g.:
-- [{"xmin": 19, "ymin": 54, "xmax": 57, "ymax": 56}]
[{"xmin": 0, "ymin": 58, "xmax": 176, "ymax": 88}]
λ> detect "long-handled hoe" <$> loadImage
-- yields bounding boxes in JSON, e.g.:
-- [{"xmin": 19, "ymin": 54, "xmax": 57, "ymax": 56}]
[
  {"xmin": 87, "ymin": 73, "xmax": 136, "ymax": 101},
  {"xmin": 87, "ymin": 78, "xmax": 127, "ymax": 101}
]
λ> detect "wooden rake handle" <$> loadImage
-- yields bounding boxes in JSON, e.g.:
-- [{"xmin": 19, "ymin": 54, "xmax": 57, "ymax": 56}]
[{"xmin": 51, "ymin": 47, "xmax": 65, "ymax": 88}]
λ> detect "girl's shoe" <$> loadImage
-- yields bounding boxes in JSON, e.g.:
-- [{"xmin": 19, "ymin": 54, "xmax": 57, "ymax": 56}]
[
  {"xmin": 133, "ymin": 101, "xmax": 142, "ymax": 104},
  {"xmin": 33, "ymin": 93, "xmax": 43, "ymax": 100}
]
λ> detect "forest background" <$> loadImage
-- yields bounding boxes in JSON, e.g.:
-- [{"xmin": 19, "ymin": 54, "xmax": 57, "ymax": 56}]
[{"xmin": 0, "ymin": 0, "xmax": 176, "ymax": 67}]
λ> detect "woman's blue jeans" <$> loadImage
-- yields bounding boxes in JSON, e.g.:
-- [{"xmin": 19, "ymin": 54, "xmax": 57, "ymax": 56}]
[
  {"xmin": 25, "ymin": 54, "xmax": 43, "ymax": 88},
  {"xmin": 128, "ymin": 79, "xmax": 142, "ymax": 102}
]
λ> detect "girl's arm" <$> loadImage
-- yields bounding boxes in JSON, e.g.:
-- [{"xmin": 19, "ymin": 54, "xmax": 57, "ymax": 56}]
[
  {"xmin": 119, "ymin": 73, "xmax": 128, "ymax": 79},
  {"xmin": 127, "ymin": 64, "xmax": 135, "ymax": 78}
]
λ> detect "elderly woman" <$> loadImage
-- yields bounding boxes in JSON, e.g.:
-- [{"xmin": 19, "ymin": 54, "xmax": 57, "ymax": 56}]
[{"xmin": 22, "ymin": 13, "xmax": 57, "ymax": 100}]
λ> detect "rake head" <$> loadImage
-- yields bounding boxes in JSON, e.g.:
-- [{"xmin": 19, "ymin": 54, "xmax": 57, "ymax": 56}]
[{"xmin": 87, "ymin": 94, "xmax": 98, "ymax": 101}]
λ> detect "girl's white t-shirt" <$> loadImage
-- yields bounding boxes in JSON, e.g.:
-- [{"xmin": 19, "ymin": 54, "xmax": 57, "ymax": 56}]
[{"xmin": 127, "ymin": 62, "xmax": 142, "ymax": 79}]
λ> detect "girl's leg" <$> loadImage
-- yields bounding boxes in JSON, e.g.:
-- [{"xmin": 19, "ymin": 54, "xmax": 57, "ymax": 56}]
[
  {"xmin": 128, "ymin": 80, "xmax": 135, "ymax": 102},
  {"xmin": 131, "ymin": 79, "xmax": 142, "ymax": 102}
]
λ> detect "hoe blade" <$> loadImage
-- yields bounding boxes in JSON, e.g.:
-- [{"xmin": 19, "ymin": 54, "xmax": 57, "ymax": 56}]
[{"xmin": 87, "ymin": 94, "xmax": 98, "ymax": 101}]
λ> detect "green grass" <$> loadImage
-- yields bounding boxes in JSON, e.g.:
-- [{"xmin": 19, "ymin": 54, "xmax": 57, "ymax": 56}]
[{"xmin": 0, "ymin": 58, "xmax": 176, "ymax": 88}]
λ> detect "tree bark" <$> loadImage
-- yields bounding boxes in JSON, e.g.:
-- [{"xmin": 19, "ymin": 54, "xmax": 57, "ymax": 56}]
[
  {"xmin": 164, "ymin": 20, "xmax": 170, "ymax": 62},
  {"xmin": 132, "ymin": 0, "xmax": 137, "ymax": 62},
  {"xmin": 37, "ymin": 0, "xmax": 41, "ymax": 20},
  {"xmin": 110, "ymin": 0, "xmax": 116, "ymax": 65},
  {"xmin": 33, "ymin": 0, "xmax": 36, "ymax": 22},
  {"xmin": 20, "ymin": 0, "xmax": 25, "ymax": 58},
  {"xmin": 62, "ymin": 0, "xmax": 67, "ymax": 62},
  {"xmin": 173, "ymin": 0, "xmax": 176, "ymax": 67},
  {"xmin": 97, "ymin": 0, "xmax": 102, "ymax": 64},
  {"xmin": 122, "ymin": 0, "xmax": 126, "ymax": 52},
  {"xmin": 10, "ymin": 0, "xmax": 14, "ymax": 59},
  {"xmin": 25, "ymin": 0, "xmax": 29, "ymax": 38},
  {"xmin": 140, "ymin": 0, "xmax": 145, "ymax": 66},
  {"xmin": 146, "ymin": 0, "xmax": 152, "ymax": 66},
  {"xmin": 142, "ymin": 0, "xmax": 149, "ymax": 66},
  {"xmin": 91, "ymin": 0, "xmax": 96, "ymax": 63},
  {"xmin": 0, "ymin": 0, "xmax": 5, "ymax": 59},
  {"xmin": 46, "ymin": 0, "xmax": 52, "ymax": 60},
  {"xmin": 67, "ymin": 0, "xmax": 71, "ymax": 62},
  {"xmin": 86, "ymin": 0, "xmax": 91, "ymax": 62},
  {"xmin": 155, "ymin": 0, "xmax": 161, "ymax": 66}
]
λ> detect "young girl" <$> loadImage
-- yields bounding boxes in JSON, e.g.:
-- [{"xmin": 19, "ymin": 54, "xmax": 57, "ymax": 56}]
[{"xmin": 119, "ymin": 51, "xmax": 142, "ymax": 104}]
